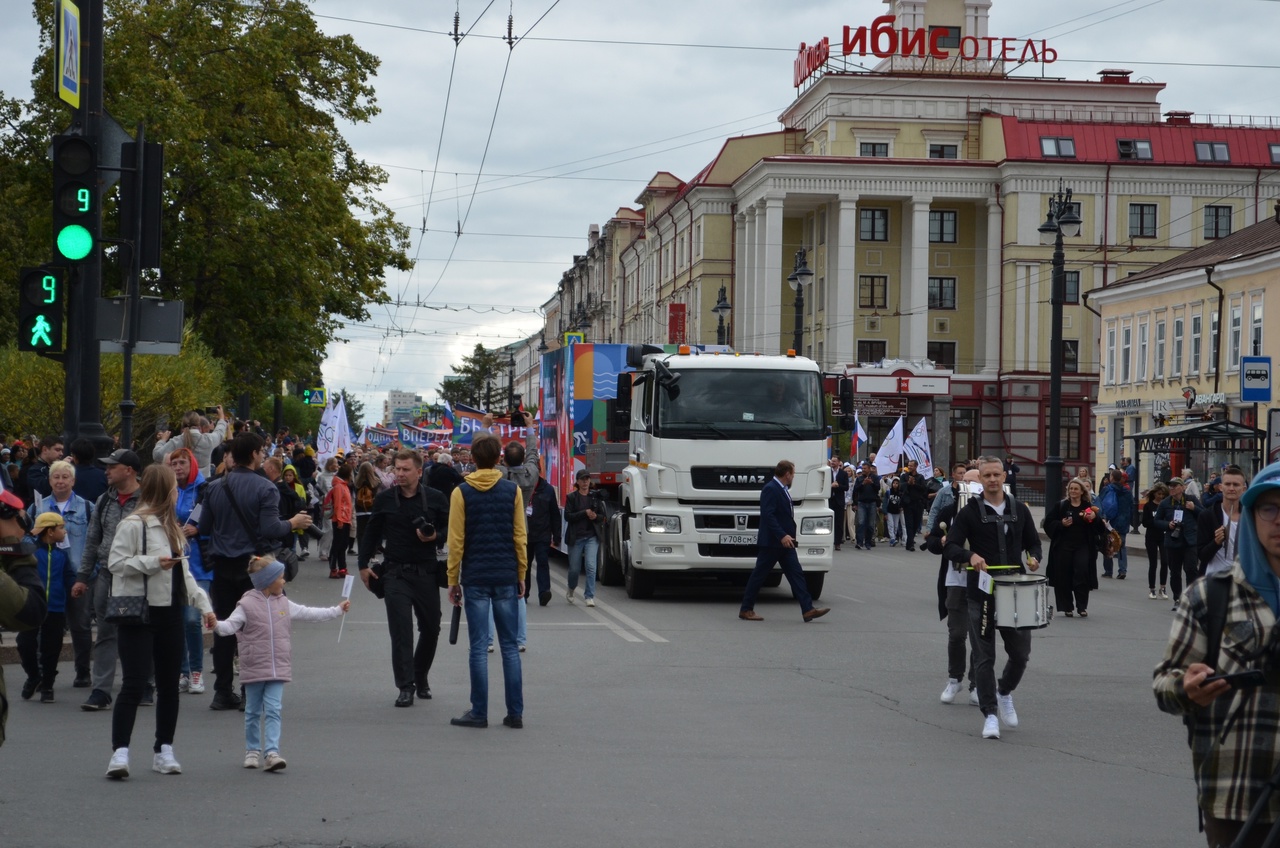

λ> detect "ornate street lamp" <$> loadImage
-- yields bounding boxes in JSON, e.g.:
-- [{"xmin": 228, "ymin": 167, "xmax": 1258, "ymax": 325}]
[
  {"xmin": 1038, "ymin": 179, "xmax": 1082, "ymax": 507},
  {"xmin": 713, "ymin": 284, "xmax": 732, "ymax": 346},
  {"xmin": 786, "ymin": 248, "xmax": 815, "ymax": 354}
]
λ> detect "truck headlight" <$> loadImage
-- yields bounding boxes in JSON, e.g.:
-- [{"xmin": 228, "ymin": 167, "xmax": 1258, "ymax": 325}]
[
  {"xmin": 801, "ymin": 516, "xmax": 832, "ymax": 535},
  {"xmin": 645, "ymin": 514, "xmax": 681, "ymax": 534}
]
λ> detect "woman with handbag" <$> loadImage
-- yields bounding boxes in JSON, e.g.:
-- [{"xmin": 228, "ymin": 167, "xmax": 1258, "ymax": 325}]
[
  {"xmin": 104, "ymin": 463, "xmax": 215, "ymax": 779},
  {"xmin": 1044, "ymin": 478, "xmax": 1106, "ymax": 618}
]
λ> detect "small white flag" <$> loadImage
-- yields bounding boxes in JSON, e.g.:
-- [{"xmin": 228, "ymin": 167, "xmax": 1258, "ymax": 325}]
[{"xmin": 341, "ymin": 574, "xmax": 355, "ymax": 599}]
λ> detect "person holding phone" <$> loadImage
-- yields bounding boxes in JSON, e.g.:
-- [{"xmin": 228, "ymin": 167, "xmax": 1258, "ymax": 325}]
[
  {"xmin": 1155, "ymin": 477, "xmax": 1202, "ymax": 611},
  {"xmin": 153, "ymin": 406, "xmax": 228, "ymax": 478},
  {"xmin": 1154, "ymin": 462, "xmax": 1280, "ymax": 847}
]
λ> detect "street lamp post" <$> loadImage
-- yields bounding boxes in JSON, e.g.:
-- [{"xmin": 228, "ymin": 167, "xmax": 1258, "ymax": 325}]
[
  {"xmin": 507, "ymin": 352, "xmax": 516, "ymax": 410},
  {"xmin": 713, "ymin": 284, "xmax": 732, "ymax": 346},
  {"xmin": 1038, "ymin": 179, "xmax": 1082, "ymax": 507},
  {"xmin": 787, "ymin": 248, "xmax": 815, "ymax": 354}
]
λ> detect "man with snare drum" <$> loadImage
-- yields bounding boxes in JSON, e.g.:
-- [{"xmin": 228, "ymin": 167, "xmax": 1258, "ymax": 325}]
[{"xmin": 943, "ymin": 456, "xmax": 1042, "ymax": 740}]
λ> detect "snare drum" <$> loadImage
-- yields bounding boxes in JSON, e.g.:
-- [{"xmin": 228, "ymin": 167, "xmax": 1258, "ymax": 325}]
[{"xmin": 992, "ymin": 574, "xmax": 1051, "ymax": 630}]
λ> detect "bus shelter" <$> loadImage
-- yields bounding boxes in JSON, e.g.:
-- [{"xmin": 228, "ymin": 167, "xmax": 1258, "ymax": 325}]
[{"xmin": 1126, "ymin": 418, "xmax": 1267, "ymax": 482}]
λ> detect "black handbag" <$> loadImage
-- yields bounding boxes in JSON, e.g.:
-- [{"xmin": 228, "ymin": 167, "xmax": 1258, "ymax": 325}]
[{"xmin": 105, "ymin": 524, "xmax": 150, "ymax": 625}]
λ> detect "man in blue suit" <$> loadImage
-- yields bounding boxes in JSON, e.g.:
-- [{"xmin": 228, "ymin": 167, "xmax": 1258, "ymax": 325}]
[{"xmin": 738, "ymin": 460, "xmax": 831, "ymax": 622}]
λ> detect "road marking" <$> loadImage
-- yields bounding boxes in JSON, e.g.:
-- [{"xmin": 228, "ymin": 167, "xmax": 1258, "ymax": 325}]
[
  {"xmin": 833, "ymin": 593, "xmax": 865, "ymax": 604},
  {"xmin": 589, "ymin": 597, "xmax": 669, "ymax": 643},
  {"xmin": 547, "ymin": 574, "xmax": 665, "ymax": 643}
]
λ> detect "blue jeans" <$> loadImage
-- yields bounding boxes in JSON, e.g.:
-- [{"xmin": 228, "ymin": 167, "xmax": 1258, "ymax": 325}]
[
  {"xmin": 243, "ymin": 680, "xmax": 285, "ymax": 754},
  {"xmin": 568, "ymin": 536, "xmax": 598, "ymax": 599},
  {"xmin": 489, "ymin": 597, "xmax": 528, "ymax": 646},
  {"xmin": 1103, "ymin": 543, "xmax": 1129, "ymax": 577},
  {"xmin": 464, "ymin": 584, "xmax": 523, "ymax": 719},
  {"xmin": 856, "ymin": 503, "xmax": 878, "ymax": 547},
  {"xmin": 181, "ymin": 579, "xmax": 211, "ymax": 676}
]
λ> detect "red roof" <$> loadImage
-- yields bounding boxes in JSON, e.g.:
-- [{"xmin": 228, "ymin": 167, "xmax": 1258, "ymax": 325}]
[{"xmin": 1002, "ymin": 116, "xmax": 1280, "ymax": 166}]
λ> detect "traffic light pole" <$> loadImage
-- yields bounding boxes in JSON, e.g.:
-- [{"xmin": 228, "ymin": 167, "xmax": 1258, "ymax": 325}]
[{"xmin": 117, "ymin": 123, "xmax": 146, "ymax": 450}]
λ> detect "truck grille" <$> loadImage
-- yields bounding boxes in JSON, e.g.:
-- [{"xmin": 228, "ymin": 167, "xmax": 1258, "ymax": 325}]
[{"xmin": 693, "ymin": 513, "xmax": 760, "ymax": 531}]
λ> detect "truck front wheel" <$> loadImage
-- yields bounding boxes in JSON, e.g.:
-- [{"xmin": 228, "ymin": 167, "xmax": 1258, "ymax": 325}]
[
  {"xmin": 804, "ymin": 572, "xmax": 825, "ymax": 600},
  {"xmin": 599, "ymin": 515, "xmax": 624, "ymax": 586},
  {"xmin": 624, "ymin": 555, "xmax": 655, "ymax": 600}
]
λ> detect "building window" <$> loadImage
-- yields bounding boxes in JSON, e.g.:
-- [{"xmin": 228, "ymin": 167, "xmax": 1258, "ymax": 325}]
[
  {"xmin": 1209, "ymin": 311, "xmax": 1219, "ymax": 374},
  {"xmin": 1252, "ymin": 301, "xmax": 1264, "ymax": 357},
  {"xmin": 1129, "ymin": 203, "xmax": 1157, "ymax": 238},
  {"xmin": 1271, "ymin": 144, "xmax": 1280, "ymax": 164},
  {"xmin": 858, "ymin": 340, "xmax": 887, "ymax": 363},
  {"xmin": 694, "ymin": 223, "xmax": 702, "ymax": 258},
  {"xmin": 1172, "ymin": 316, "xmax": 1183, "ymax": 377},
  {"xmin": 860, "ymin": 142, "xmax": 889, "ymax": 158},
  {"xmin": 1117, "ymin": 139, "xmax": 1152, "ymax": 160},
  {"xmin": 1154, "ymin": 319, "xmax": 1166, "ymax": 380},
  {"xmin": 1204, "ymin": 206, "xmax": 1232, "ymax": 239},
  {"xmin": 1121, "ymin": 324, "xmax": 1132, "ymax": 383},
  {"xmin": 1137, "ymin": 321, "xmax": 1149, "ymax": 382},
  {"xmin": 928, "ymin": 143, "xmax": 958, "ymax": 159},
  {"xmin": 1106, "ymin": 326, "xmax": 1117, "ymax": 385},
  {"xmin": 1195, "ymin": 141, "xmax": 1231, "ymax": 162},
  {"xmin": 816, "ymin": 276, "xmax": 826, "ymax": 312},
  {"xmin": 1044, "ymin": 407, "xmax": 1083, "ymax": 461},
  {"xmin": 859, "ymin": 209, "xmax": 889, "ymax": 242},
  {"xmin": 929, "ymin": 25, "xmax": 961, "ymax": 48},
  {"xmin": 927, "ymin": 341, "xmax": 957, "ymax": 369},
  {"xmin": 816, "ymin": 208, "xmax": 826, "ymax": 245},
  {"xmin": 1229, "ymin": 303, "xmax": 1243, "ymax": 369},
  {"xmin": 1190, "ymin": 314, "xmax": 1202, "ymax": 374},
  {"xmin": 929, "ymin": 210, "xmax": 957, "ymax": 243},
  {"xmin": 928, "ymin": 276, "xmax": 957, "ymax": 310},
  {"xmin": 1040, "ymin": 137, "xmax": 1076, "ymax": 158},
  {"xmin": 859, "ymin": 275, "xmax": 887, "ymax": 309},
  {"xmin": 1063, "ymin": 270, "xmax": 1080, "ymax": 304},
  {"xmin": 1063, "ymin": 339, "xmax": 1079, "ymax": 374}
]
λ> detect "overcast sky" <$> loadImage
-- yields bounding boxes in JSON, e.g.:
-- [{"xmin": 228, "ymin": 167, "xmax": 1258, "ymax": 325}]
[{"xmin": 4, "ymin": 0, "xmax": 1280, "ymax": 427}]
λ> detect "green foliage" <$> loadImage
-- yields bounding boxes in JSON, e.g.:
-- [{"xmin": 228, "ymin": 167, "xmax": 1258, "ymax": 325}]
[
  {"xmin": 0, "ymin": 331, "xmax": 226, "ymax": 438},
  {"xmin": 438, "ymin": 344, "xmax": 508, "ymax": 410},
  {"xmin": 279, "ymin": 394, "xmax": 322, "ymax": 440},
  {"xmin": 1, "ymin": 0, "xmax": 411, "ymax": 391}
]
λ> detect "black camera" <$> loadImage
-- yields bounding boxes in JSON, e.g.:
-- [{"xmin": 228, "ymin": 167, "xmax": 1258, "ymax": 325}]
[{"xmin": 412, "ymin": 516, "xmax": 436, "ymax": 538}]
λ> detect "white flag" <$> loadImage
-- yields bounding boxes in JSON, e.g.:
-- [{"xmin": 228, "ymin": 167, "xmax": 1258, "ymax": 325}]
[
  {"xmin": 317, "ymin": 394, "xmax": 352, "ymax": 463},
  {"xmin": 333, "ymin": 395, "xmax": 353, "ymax": 458},
  {"xmin": 873, "ymin": 416, "xmax": 905, "ymax": 476},
  {"xmin": 903, "ymin": 417, "xmax": 934, "ymax": 479}
]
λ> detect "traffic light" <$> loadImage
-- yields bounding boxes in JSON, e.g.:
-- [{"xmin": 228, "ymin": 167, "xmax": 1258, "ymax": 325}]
[
  {"xmin": 17, "ymin": 266, "xmax": 65, "ymax": 353},
  {"xmin": 52, "ymin": 134, "xmax": 98, "ymax": 264}
]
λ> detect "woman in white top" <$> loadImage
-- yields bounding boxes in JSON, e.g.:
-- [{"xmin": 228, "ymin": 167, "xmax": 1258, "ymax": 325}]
[{"xmin": 104, "ymin": 463, "xmax": 214, "ymax": 780}]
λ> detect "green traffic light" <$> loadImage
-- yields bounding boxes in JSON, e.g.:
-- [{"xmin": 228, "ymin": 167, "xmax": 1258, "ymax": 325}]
[
  {"xmin": 56, "ymin": 224, "xmax": 93, "ymax": 261},
  {"xmin": 28, "ymin": 315, "xmax": 54, "ymax": 348}
]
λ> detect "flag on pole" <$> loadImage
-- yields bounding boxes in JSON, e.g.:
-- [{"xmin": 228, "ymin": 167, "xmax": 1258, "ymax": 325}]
[
  {"xmin": 903, "ymin": 416, "xmax": 934, "ymax": 479},
  {"xmin": 853, "ymin": 412, "xmax": 869, "ymax": 457},
  {"xmin": 317, "ymin": 394, "xmax": 353, "ymax": 463},
  {"xmin": 873, "ymin": 416, "xmax": 905, "ymax": 476}
]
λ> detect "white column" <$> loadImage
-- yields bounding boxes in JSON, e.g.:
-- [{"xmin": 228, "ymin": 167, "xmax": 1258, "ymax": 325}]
[
  {"xmin": 760, "ymin": 193, "xmax": 786, "ymax": 354},
  {"xmin": 902, "ymin": 197, "xmax": 932, "ymax": 362},
  {"xmin": 830, "ymin": 196, "xmax": 859, "ymax": 369},
  {"xmin": 745, "ymin": 205, "xmax": 759, "ymax": 351},
  {"xmin": 733, "ymin": 211, "xmax": 747, "ymax": 349},
  {"xmin": 981, "ymin": 198, "xmax": 1002, "ymax": 374}
]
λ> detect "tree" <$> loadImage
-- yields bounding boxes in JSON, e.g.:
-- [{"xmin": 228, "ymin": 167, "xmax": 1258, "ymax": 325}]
[
  {"xmin": 438, "ymin": 344, "xmax": 507, "ymax": 409},
  {"xmin": 0, "ymin": 0, "xmax": 411, "ymax": 392}
]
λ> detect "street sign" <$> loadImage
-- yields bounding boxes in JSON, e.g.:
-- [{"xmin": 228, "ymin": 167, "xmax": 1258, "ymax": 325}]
[
  {"xmin": 303, "ymin": 388, "xmax": 328, "ymax": 407},
  {"xmin": 1241, "ymin": 356, "xmax": 1272, "ymax": 403},
  {"xmin": 95, "ymin": 296, "xmax": 184, "ymax": 355},
  {"xmin": 56, "ymin": 0, "xmax": 81, "ymax": 108}
]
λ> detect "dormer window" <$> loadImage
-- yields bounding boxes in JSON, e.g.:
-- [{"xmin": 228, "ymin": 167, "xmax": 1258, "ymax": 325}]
[
  {"xmin": 1195, "ymin": 141, "xmax": 1230, "ymax": 162},
  {"xmin": 1117, "ymin": 139, "xmax": 1152, "ymax": 160},
  {"xmin": 1041, "ymin": 137, "xmax": 1076, "ymax": 158}
]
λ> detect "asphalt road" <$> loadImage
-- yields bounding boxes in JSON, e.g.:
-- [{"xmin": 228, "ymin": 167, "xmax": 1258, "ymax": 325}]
[{"xmin": 0, "ymin": 544, "xmax": 1198, "ymax": 848}]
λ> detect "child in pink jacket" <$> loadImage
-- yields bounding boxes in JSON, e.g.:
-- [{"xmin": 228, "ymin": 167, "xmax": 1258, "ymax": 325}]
[{"xmin": 214, "ymin": 555, "xmax": 349, "ymax": 771}]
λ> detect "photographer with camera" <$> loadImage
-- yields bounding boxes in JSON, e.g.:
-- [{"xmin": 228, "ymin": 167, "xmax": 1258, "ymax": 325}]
[
  {"xmin": 358, "ymin": 448, "xmax": 449, "ymax": 708},
  {"xmin": 564, "ymin": 470, "xmax": 605, "ymax": 606},
  {"xmin": 1156, "ymin": 477, "xmax": 1202, "ymax": 611},
  {"xmin": 1154, "ymin": 462, "xmax": 1280, "ymax": 847}
]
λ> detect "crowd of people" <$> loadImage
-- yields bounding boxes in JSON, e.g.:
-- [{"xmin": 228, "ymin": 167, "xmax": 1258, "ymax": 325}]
[{"xmin": 0, "ymin": 408, "xmax": 564, "ymax": 777}]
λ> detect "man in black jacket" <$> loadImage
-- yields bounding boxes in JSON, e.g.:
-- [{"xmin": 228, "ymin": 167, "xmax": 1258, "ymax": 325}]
[
  {"xmin": 527, "ymin": 476, "xmax": 561, "ymax": 606},
  {"xmin": 359, "ymin": 448, "xmax": 449, "ymax": 708},
  {"xmin": 1155, "ymin": 477, "xmax": 1202, "ymax": 610},
  {"xmin": 943, "ymin": 456, "xmax": 1042, "ymax": 740},
  {"xmin": 900, "ymin": 460, "xmax": 930, "ymax": 551},
  {"xmin": 828, "ymin": 457, "xmax": 849, "ymax": 551},
  {"xmin": 1197, "ymin": 465, "xmax": 1246, "ymax": 578},
  {"xmin": 852, "ymin": 463, "xmax": 881, "ymax": 550}
]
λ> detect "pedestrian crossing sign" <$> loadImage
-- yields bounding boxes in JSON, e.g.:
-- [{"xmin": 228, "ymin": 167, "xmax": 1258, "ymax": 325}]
[{"xmin": 57, "ymin": 0, "xmax": 81, "ymax": 108}]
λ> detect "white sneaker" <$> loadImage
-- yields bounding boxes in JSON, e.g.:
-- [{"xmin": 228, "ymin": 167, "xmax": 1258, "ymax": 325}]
[
  {"xmin": 189, "ymin": 672, "xmax": 205, "ymax": 694},
  {"xmin": 106, "ymin": 747, "xmax": 129, "ymax": 779},
  {"xmin": 153, "ymin": 744, "xmax": 182, "ymax": 774},
  {"xmin": 940, "ymin": 679, "xmax": 963, "ymax": 704},
  {"xmin": 585, "ymin": 597, "xmax": 596, "ymax": 607},
  {"xmin": 518, "ymin": 644, "xmax": 526, "ymax": 653},
  {"xmin": 178, "ymin": 675, "xmax": 191, "ymax": 693},
  {"xmin": 264, "ymin": 752, "xmax": 287, "ymax": 772},
  {"xmin": 1159, "ymin": 587, "xmax": 1168, "ymax": 599},
  {"xmin": 566, "ymin": 589, "xmax": 575, "ymax": 604},
  {"xmin": 997, "ymin": 693, "xmax": 1019, "ymax": 729},
  {"xmin": 969, "ymin": 688, "xmax": 979, "ymax": 706},
  {"xmin": 244, "ymin": 750, "xmax": 261, "ymax": 769},
  {"xmin": 1148, "ymin": 589, "xmax": 1158, "ymax": 600},
  {"xmin": 487, "ymin": 643, "xmax": 494, "ymax": 653},
  {"xmin": 982, "ymin": 714, "xmax": 1000, "ymax": 739}
]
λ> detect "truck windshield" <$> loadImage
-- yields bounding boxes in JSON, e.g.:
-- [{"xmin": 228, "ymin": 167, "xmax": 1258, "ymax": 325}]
[{"xmin": 655, "ymin": 369, "xmax": 824, "ymax": 440}]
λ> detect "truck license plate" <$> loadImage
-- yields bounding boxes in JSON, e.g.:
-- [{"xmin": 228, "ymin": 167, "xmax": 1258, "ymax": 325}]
[{"xmin": 718, "ymin": 533, "xmax": 757, "ymax": 546}]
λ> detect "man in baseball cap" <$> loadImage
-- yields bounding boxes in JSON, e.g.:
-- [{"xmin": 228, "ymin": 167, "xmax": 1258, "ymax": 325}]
[{"xmin": 99, "ymin": 449, "xmax": 142, "ymax": 475}]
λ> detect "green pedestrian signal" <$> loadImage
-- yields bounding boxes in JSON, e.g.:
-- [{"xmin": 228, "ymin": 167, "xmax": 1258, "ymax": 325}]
[
  {"xmin": 303, "ymin": 387, "xmax": 328, "ymax": 407},
  {"xmin": 17, "ymin": 266, "xmax": 66, "ymax": 353},
  {"xmin": 51, "ymin": 134, "xmax": 98, "ymax": 264}
]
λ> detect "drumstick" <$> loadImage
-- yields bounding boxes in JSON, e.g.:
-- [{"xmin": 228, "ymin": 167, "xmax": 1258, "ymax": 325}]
[{"xmin": 964, "ymin": 565, "xmax": 1023, "ymax": 571}]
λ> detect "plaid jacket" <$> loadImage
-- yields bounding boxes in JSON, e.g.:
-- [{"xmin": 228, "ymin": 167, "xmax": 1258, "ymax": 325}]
[{"xmin": 1154, "ymin": 563, "xmax": 1280, "ymax": 821}]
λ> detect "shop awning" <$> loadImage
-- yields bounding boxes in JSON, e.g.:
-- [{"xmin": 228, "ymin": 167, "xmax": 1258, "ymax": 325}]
[{"xmin": 1125, "ymin": 419, "xmax": 1266, "ymax": 455}]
